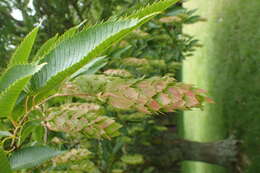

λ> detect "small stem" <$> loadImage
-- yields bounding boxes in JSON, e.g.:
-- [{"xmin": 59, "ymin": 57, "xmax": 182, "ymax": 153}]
[
  {"xmin": 9, "ymin": 117, "xmax": 19, "ymax": 127},
  {"xmin": 19, "ymin": 96, "xmax": 30, "ymax": 125},
  {"xmin": 44, "ymin": 124, "xmax": 48, "ymax": 144},
  {"xmin": 11, "ymin": 96, "xmax": 31, "ymax": 147},
  {"xmin": 6, "ymin": 146, "xmax": 16, "ymax": 153},
  {"xmin": 1, "ymin": 136, "xmax": 14, "ymax": 146},
  {"xmin": 10, "ymin": 126, "xmax": 20, "ymax": 147}
]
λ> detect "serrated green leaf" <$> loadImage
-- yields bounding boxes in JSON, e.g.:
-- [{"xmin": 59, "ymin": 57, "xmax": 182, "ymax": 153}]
[
  {"xmin": 0, "ymin": 64, "xmax": 42, "ymax": 93},
  {"xmin": 9, "ymin": 27, "xmax": 39, "ymax": 66},
  {"xmin": 70, "ymin": 56, "xmax": 107, "ymax": 80},
  {"xmin": 0, "ymin": 148, "xmax": 12, "ymax": 173},
  {"xmin": 0, "ymin": 64, "xmax": 45, "ymax": 117},
  {"xmin": 33, "ymin": 34, "xmax": 59, "ymax": 62},
  {"xmin": 55, "ymin": 25, "xmax": 79, "ymax": 45},
  {"xmin": 9, "ymin": 146, "xmax": 66, "ymax": 171},
  {"xmin": 33, "ymin": 22, "xmax": 82, "ymax": 63},
  {"xmin": 129, "ymin": 0, "xmax": 179, "ymax": 19}
]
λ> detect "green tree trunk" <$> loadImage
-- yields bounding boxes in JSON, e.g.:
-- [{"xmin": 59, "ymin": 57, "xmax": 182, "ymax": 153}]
[{"xmin": 182, "ymin": 0, "xmax": 260, "ymax": 173}]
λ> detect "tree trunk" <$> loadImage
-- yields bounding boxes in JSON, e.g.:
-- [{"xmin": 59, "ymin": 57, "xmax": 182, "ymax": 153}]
[
  {"xmin": 175, "ymin": 138, "xmax": 238, "ymax": 168},
  {"xmin": 182, "ymin": 0, "xmax": 260, "ymax": 173}
]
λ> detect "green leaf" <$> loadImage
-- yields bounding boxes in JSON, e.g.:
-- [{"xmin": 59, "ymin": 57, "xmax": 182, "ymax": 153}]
[
  {"xmin": 0, "ymin": 64, "xmax": 42, "ymax": 93},
  {"xmin": 9, "ymin": 146, "xmax": 65, "ymax": 171},
  {"xmin": 33, "ymin": 34, "xmax": 59, "ymax": 62},
  {"xmin": 0, "ymin": 64, "xmax": 45, "ymax": 117},
  {"xmin": 55, "ymin": 25, "xmax": 79, "ymax": 45},
  {"xmin": 0, "ymin": 131, "xmax": 12, "ymax": 137},
  {"xmin": 33, "ymin": 21, "xmax": 83, "ymax": 63},
  {"xmin": 129, "ymin": 0, "xmax": 179, "ymax": 19},
  {"xmin": 19, "ymin": 120, "xmax": 44, "ymax": 145},
  {"xmin": 32, "ymin": 126, "xmax": 45, "ymax": 143},
  {"xmin": 20, "ymin": 121, "xmax": 38, "ymax": 145},
  {"xmin": 121, "ymin": 154, "xmax": 144, "ymax": 165},
  {"xmin": 0, "ymin": 148, "xmax": 12, "ymax": 173},
  {"xmin": 70, "ymin": 56, "xmax": 107, "ymax": 80},
  {"xmin": 9, "ymin": 27, "xmax": 39, "ymax": 66}
]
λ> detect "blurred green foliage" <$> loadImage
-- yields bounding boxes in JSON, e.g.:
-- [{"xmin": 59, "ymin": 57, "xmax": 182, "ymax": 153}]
[{"xmin": 0, "ymin": 0, "xmax": 155, "ymax": 69}]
